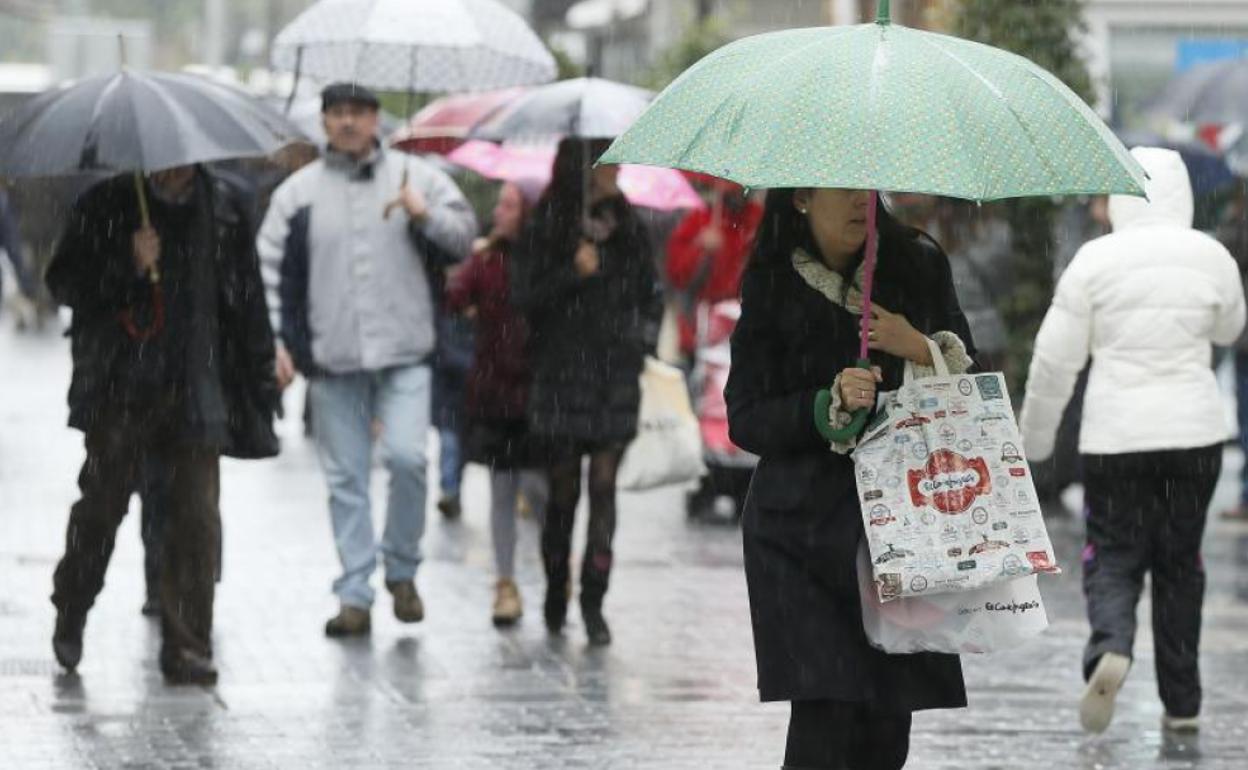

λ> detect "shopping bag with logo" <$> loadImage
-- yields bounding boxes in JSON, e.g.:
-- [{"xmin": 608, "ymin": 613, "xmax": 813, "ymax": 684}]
[
  {"xmin": 852, "ymin": 339, "xmax": 1059, "ymax": 602},
  {"xmin": 856, "ymin": 543, "xmax": 1048, "ymax": 654},
  {"xmin": 618, "ymin": 357, "xmax": 707, "ymax": 491}
]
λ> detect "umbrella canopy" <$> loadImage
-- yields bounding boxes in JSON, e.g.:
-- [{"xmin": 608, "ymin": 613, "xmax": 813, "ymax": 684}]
[
  {"xmin": 447, "ymin": 139, "xmax": 705, "ymax": 211},
  {"xmin": 600, "ymin": 0, "xmax": 1146, "ymax": 442},
  {"xmin": 271, "ymin": 0, "xmax": 556, "ymax": 93},
  {"xmin": 0, "ymin": 70, "xmax": 301, "ymax": 177},
  {"xmin": 391, "ymin": 87, "xmax": 526, "ymax": 154},
  {"xmin": 600, "ymin": 12, "xmax": 1146, "ymax": 200},
  {"xmin": 469, "ymin": 77, "xmax": 654, "ymax": 142},
  {"xmin": 1144, "ymin": 57, "xmax": 1248, "ymax": 128}
]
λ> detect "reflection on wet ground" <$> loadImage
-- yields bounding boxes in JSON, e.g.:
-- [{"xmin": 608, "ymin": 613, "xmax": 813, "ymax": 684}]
[{"xmin": 2, "ymin": 327, "xmax": 1247, "ymax": 768}]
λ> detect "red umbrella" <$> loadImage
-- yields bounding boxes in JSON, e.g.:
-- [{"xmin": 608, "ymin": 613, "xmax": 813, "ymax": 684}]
[{"xmin": 390, "ymin": 87, "xmax": 526, "ymax": 154}]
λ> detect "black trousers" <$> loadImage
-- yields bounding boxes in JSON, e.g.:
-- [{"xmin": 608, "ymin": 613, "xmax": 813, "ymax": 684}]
[
  {"xmin": 52, "ymin": 419, "xmax": 221, "ymax": 663},
  {"xmin": 1082, "ymin": 445, "xmax": 1221, "ymax": 719},
  {"xmin": 784, "ymin": 700, "xmax": 911, "ymax": 770},
  {"xmin": 139, "ymin": 452, "xmax": 171, "ymax": 601},
  {"xmin": 540, "ymin": 444, "xmax": 625, "ymax": 609}
]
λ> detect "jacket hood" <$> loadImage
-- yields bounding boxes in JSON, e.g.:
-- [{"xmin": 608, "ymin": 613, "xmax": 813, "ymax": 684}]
[{"xmin": 1108, "ymin": 146, "xmax": 1193, "ymax": 230}]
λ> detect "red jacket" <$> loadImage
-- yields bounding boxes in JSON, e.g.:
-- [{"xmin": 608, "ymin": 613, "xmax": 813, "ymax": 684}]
[
  {"xmin": 665, "ymin": 201, "xmax": 762, "ymax": 353},
  {"xmin": 444, "ymin": 242, "xmax": 530, "ymax": 421}
]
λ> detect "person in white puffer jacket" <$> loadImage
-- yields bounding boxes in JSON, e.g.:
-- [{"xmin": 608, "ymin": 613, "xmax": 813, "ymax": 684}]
[{"xmin": 1021, "ymin": 146, "xmax": 1246, "ymax": 737}]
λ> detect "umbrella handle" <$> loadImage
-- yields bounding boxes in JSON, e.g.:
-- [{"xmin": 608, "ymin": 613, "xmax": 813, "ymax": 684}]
[
  {"xmin": 814, "ymin": 358, "xmax": 874, "ymax": 444},
  {"xmin": 133, "ymin": 171, "xmax": 160, "ymax": 284}
]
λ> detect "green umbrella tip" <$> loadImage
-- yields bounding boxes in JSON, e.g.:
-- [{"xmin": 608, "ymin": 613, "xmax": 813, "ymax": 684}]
[{"xmin": 876, "ymin": 0, "xmax": 891, "ymax": 24}]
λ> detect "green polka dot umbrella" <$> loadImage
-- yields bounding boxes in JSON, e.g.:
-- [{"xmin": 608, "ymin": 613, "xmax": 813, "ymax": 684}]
[
  {"xmin": 599, "ymin": 1, "xmax": 1145, "ymax": 201},
  {"xmin": 600, "ymin": 0, "xmax": 1147, "ymax": 442}
]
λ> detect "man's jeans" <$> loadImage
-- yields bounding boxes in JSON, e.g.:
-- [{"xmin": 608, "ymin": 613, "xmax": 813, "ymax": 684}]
[{"xmin": 309, "ymin": 364, "xmax": 431, "ymax": 609}]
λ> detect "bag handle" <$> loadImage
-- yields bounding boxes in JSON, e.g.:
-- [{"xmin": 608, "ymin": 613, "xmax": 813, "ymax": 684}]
[
  {"xmin": 822, "ymin": 338, "xmax": 948, "ymax": 443},
  {"xmin": 902, "ymin": 336, "xmax": 949, "ymax": 385}
]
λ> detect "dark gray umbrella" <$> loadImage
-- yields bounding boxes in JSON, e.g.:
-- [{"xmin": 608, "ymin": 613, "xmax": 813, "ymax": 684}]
[
  {"xmin": 0, "ymin": 70, "xmax": 300, "ymax": 178},
  {"xmin": 1144, "ymin": 58, "xmax": 1248, "ymax": 126}
]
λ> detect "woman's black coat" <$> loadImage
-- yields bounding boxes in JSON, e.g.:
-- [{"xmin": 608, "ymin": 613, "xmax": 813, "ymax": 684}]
[
  {"xmin": 513, "ymin": 194, "xmax": 661, "ymax": 447},
  {"xmin": 725, "ymin": 238, "xmax": 975, "ymax": 710}
]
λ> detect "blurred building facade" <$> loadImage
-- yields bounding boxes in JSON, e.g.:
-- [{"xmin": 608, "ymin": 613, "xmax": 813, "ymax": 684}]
[
  {"xmin": 554, "ymin": 0, "xmax": 946, "ymax": 83},
  {"xmin": 1082, "ymin": 0, "xmax": 1248, "ymax": 127}
]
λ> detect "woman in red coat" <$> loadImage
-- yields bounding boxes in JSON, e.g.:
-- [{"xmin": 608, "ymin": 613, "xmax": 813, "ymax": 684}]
[
  {"xmin": 445, "ymin": 180, "xmax": 544, "ymax": 626},
  {"xmin": 665, "ymin": 184, "xmax": 762, "ymax": 359}
]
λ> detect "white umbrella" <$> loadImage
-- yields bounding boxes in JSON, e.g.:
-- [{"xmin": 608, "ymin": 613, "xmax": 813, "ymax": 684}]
[{"xmin": 271, "ymin": 0, "xmax": 557, "ymax": 94}]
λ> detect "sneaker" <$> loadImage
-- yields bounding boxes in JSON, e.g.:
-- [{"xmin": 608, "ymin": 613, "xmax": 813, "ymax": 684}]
[
  {"xmin": 324, "ymin": 605, "xmax": 371, "ymax": 637},
  {"xmin": 386, "ymin": 581, "xmax": 425, "ymax": 623},
  {"xmin": 161, "ymin": 649, "xmax": 218, "ymax": 686},
  {"xmin": 1080, "ymin": 652, "xmax": 1131, "ymax": 734},
  {"xmin": 492, "ymin": 578, "xmax": 523, "ymax": 626},
  {"xmin": 437, "ymin": 495, "xmax": 462, "ymax": 520},
  {"xmin": 1162, "ymin": 714, "xmax": 1200, "ymax": 733},
  {"xmin": 52, "ymin": 608, "xmax": 87, "ymax": 672}
]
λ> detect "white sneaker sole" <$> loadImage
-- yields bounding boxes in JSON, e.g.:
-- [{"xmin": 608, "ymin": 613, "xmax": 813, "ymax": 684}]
[
  {"xmin": 1081, "ymin": 653, "xmax": 1131, "ymax": 734},
  {"xmin": 1162, "ymin": 715, "xmax": 1200, "ymax": 734}
]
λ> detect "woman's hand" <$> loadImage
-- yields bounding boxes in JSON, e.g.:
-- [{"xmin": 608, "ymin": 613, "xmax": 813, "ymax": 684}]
[
  {"xmin": 574, "ymin": 240, "xmax": 601, "ymax": 277},
  {"xmin": 839, "ymin": 365, "xmax": 883, "ymax": 412},
  {"xmin": 867, "ymin": 304, "xmax": 933, "ymax": 365}
]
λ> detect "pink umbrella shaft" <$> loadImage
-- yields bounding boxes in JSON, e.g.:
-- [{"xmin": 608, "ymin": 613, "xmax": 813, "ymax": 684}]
[{"xmin": 858, "ymin": 191, "xmax": 879, "ymax": 362}]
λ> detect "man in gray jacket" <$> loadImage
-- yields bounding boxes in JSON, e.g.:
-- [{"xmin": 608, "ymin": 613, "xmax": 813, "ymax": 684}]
[{"xmin": 258, "ymin": 83, "xmax": 476, "ymax": 636}]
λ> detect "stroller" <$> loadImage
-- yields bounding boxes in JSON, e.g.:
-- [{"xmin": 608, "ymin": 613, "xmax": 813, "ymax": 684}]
[{"xmin": 685, "ymin": 299, "xmax": 757, "ymax": 521}]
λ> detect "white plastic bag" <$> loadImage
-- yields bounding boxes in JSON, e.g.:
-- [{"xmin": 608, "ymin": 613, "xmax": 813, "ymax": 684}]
[
  {"xmin": 618, "ymin": 357, "xmax": 707, "ymax": 491},
  {"xmin": 853, "ymin": 339, "xmax": 1059, "ymax": 602},
  {"xmin": 857, "ymin": 543, "xmax": 1049, "ymax": 654}
]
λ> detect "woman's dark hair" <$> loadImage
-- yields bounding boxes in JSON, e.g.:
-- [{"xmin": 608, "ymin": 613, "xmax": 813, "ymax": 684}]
[
  {"xmin": 745, "ymin": 188, "xmax": 944, "ymax": 308},
  {"xmin": 534, "ymin": 137, "xmax": 614, "ymax": 243}
]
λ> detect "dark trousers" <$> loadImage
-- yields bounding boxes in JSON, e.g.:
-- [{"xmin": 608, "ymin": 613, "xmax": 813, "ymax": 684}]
[
  {"xmin": 1235, "ymin": 351, "xmax": 1248, "ymax": 505},
  {"xmin": 541, "ymin": 446, "xmax": 625, "ymax": 609},
  {"xmin": 1081, "ymin": 445, "xmax": 1221, "ymax": 719},
  {"xmin": 139, "ymin": 453, "xmax": 171, "ymax": 601},
  {"xmin": 784, "ymin": 700, "xmax": 911, "ymax": 770},
  {"xmin": 52, "ymin": 422, "xmax": 221, "ymax": 663}
]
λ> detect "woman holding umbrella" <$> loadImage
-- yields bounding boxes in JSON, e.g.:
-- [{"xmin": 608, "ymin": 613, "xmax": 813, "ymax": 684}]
[
  {"xmin": 512, "ymin": 138, "xmax": 661, "ymax": 646},
  {"xmin": 725, "ymin": 188, "xmax": 975, "ymax": 768}
]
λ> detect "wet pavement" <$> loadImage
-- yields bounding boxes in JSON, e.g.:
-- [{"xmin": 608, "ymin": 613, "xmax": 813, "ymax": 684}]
[{"xmin": 2, "ymin": 323, "xmax": 1248, "ymax": 769}]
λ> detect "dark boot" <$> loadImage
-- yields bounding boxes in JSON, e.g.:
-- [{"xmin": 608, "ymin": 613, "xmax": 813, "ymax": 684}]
[
  {"xmin": 141, "ymin": 591, "xmax": 161, "ymax": 617},
  {"xmin": 543, "ymin": 559, "xmax": 571, "ymax": 634},
  {"xmin": 52, "ymin": 607, "xmax": 86, "ymax": 671},
  {"xmin": 161, "ymin": 648, "xmax": 218, "ymax": 686},
  {"xmin": 580, "ymin": 549, "xmax": 613, "ymax": 646}
]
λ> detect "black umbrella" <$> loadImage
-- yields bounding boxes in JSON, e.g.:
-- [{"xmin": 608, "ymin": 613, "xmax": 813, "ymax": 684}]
[
  {"xmin": 0, "ymin": 69, "xmax": 300, "ymax": 241},
  {"xmin": 0, "ymin": 69, "xmax": 300, "ymax": 177}
]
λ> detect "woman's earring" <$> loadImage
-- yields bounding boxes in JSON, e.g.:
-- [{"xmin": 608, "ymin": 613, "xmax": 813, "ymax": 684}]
[{"xmin": 797, "ymin": 207, "xmax": 808, "ymax": 215}]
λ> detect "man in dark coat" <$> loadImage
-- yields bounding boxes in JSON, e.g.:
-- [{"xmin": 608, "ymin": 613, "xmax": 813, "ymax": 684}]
[{"xmin": 46, "ymin": 165, "xmax": 280, "ymax": 685}]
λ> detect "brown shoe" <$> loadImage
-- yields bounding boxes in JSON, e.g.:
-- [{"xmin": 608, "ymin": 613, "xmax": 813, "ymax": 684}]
[
  {"xmin": 386, "ymin": 581, "xmax": 425, "ymax": 623},
  {"xmin": 324, "ymin": 605, "xmax": 371, "ymax": 637},
  {"xmin": 492, "ymin": 578, "xmax": 523, "ymax": 626}
]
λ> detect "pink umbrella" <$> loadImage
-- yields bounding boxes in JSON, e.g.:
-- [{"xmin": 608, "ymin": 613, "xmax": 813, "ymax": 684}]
[
  {"xmin": 391, "ymin": 88, "xmax": 527, "ymax": 155},
  {"xmin": 447, "ymin": 140, "xmax": 705, "ymax": 212}
]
